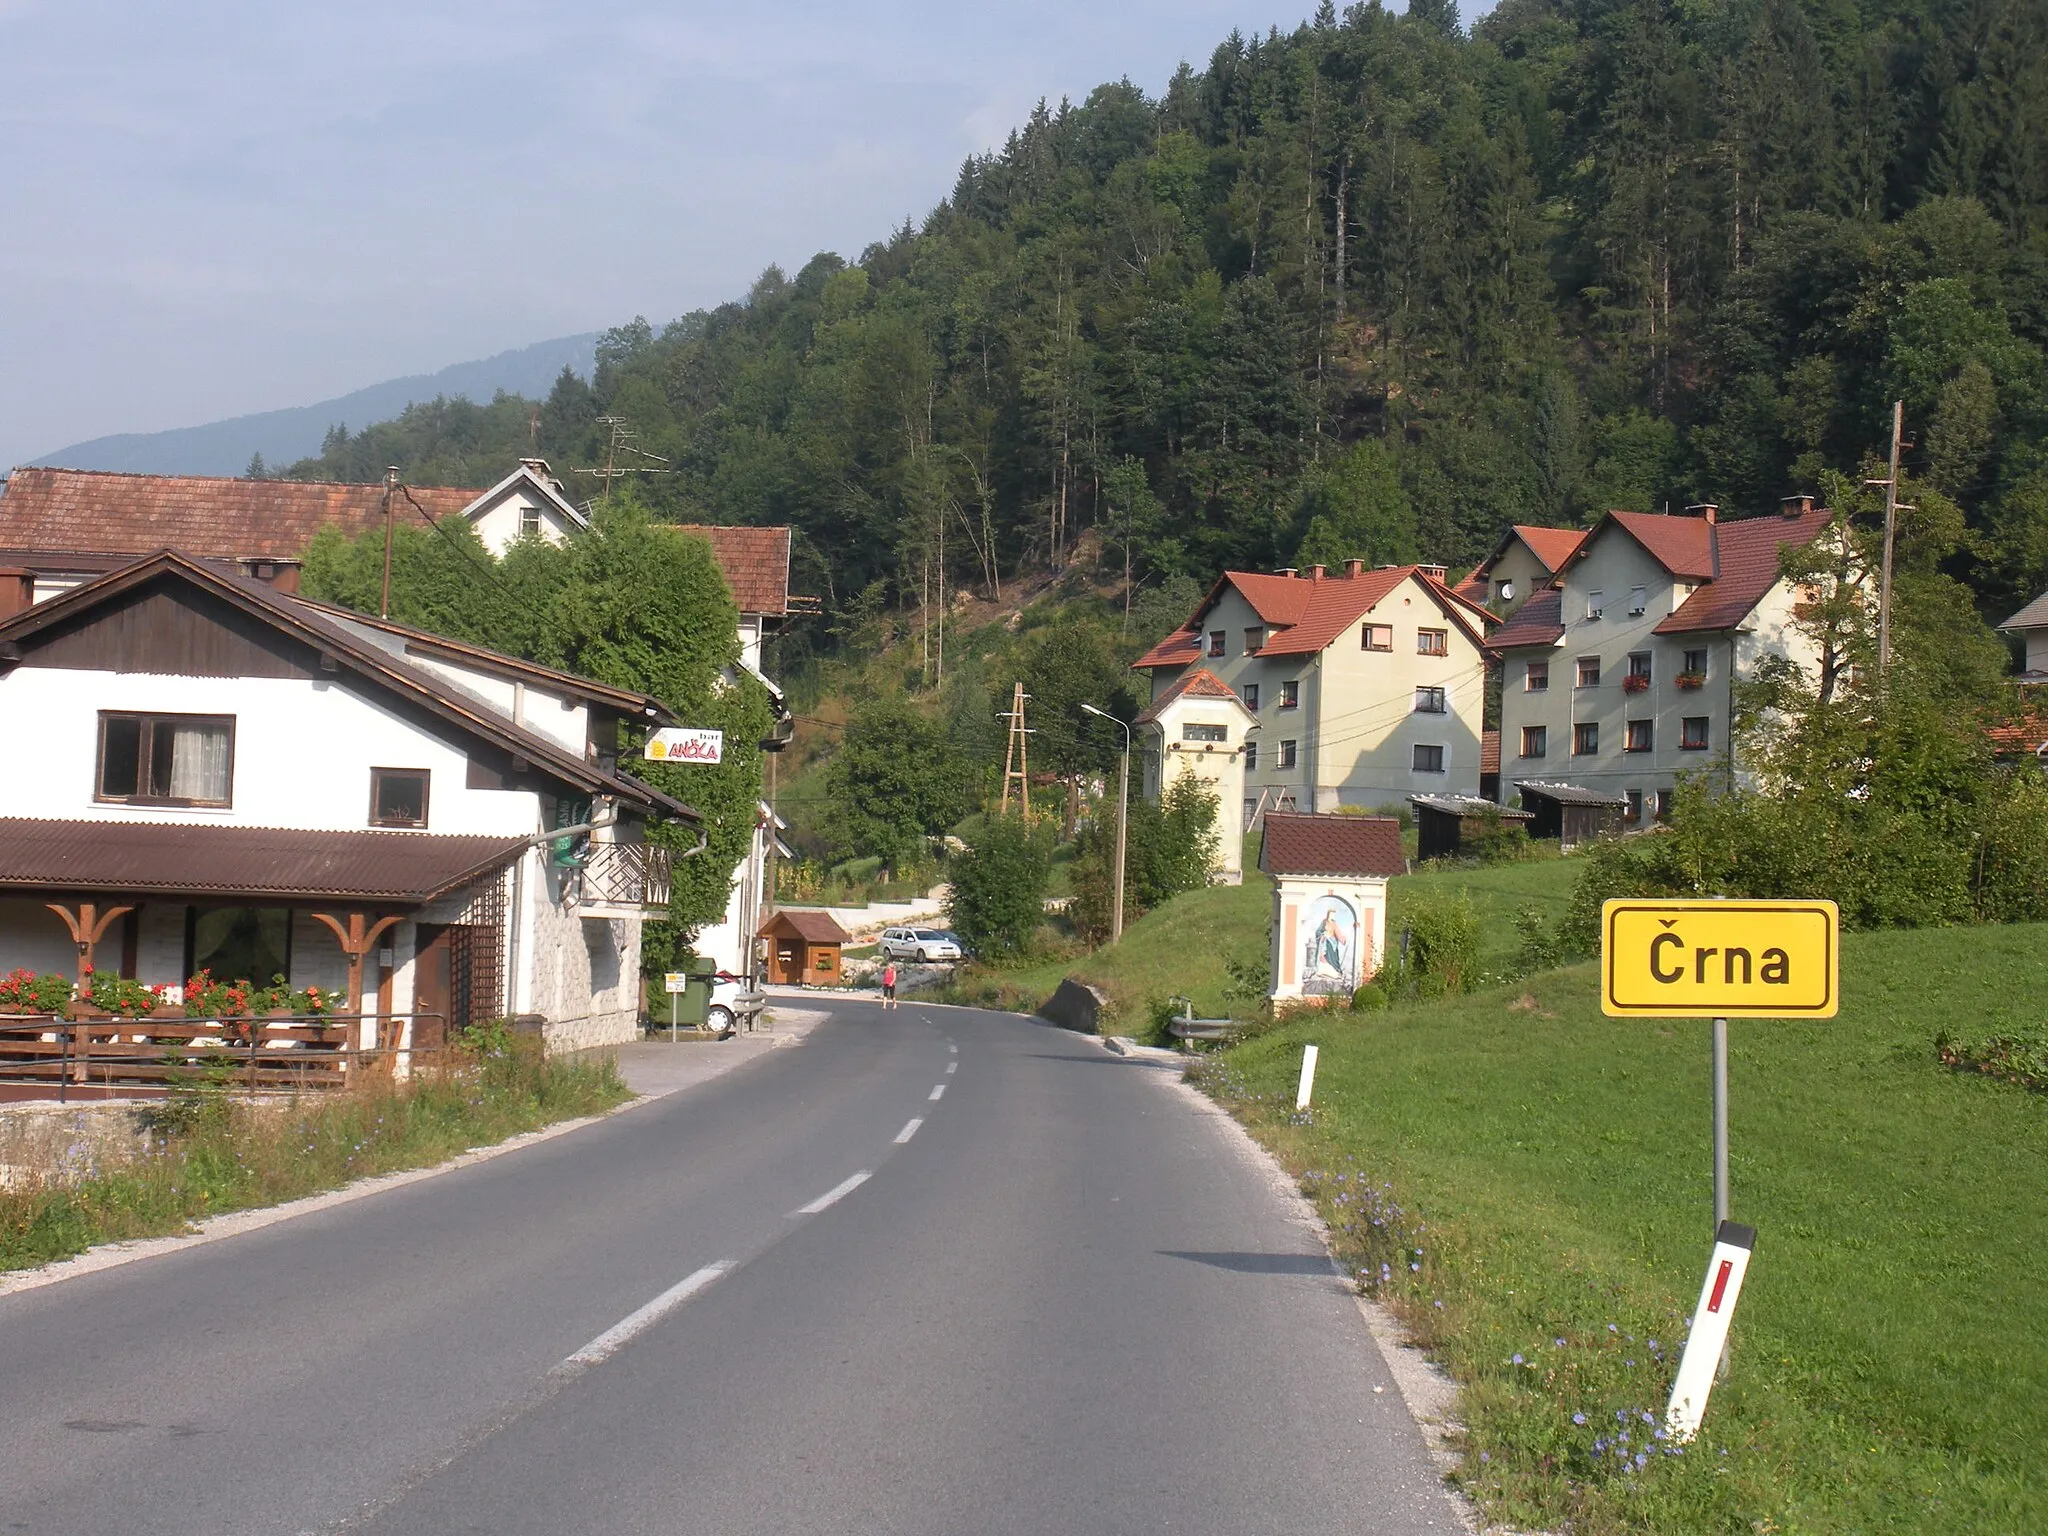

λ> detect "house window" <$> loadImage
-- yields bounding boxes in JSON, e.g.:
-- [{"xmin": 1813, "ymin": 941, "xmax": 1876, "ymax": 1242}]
[
  {"xmin": 1625, "ymin": 719, "xmax": 1653, "ymax": 753},
  {"xmin": 1495, "ymin": 578, "xmax": 1514, "ymax": 602},
  {"xmin": 370, "ymin": 769, "xmax": 431, "ymax": 828},
  {"xmin": 1573, "ymin": 721, "xmax": 1600, "ymax": 755},
  {"xmin": 1654, "ymin": 789, "xmax": 1673, "ymax": 822},
  {"xmin": 1182, "ymin": 723, "xmax": 1228, "ymax": 743},
  {"xmin": 1279, "ymin": 739, "xmax": 1298, "ymax": 770},
  {"xmin": 1417, "ymin": 628, "xmax": 1448, "ymax": 656},
  {"xmin": 1279, "ymin": 680, "xmax": 1300, "ymax": 710},
  {"xmin": 1682, "ymin": 647, "xmax": 1708, "ymax": 676},
  {"xmin": 1243, "ymin": 798, "xmax": 1258, "ymax": 830},
  {"xmin": 1576, "ymin": 656, "xmax": 1601, "ymax": 688},
  {"xmin": 1627, "ymin": 585, "xmax": 1647, "ymax": 616},
  {"xmin": 1681, "ymin": 716, "xmax": 1711, "ymax": 750},
  {"xmin": 1525, "ymin": 660, "xmax": 1549, "ymax": 692},
  {"xmin": 1207, "ymin": 630, "xmax": 1226, "ymax": 657},
  {"xmin": 1520, "ymin": 725, "xmax": 1547, "ymax": 758},
  {"xmin": 1241, "ymin": 682, "xmax": 1260, "ymax": 711},
  {"xmin": 1586, "ymin": 589, "xmax": 1605, "ymax": 620},
  {"xmin": 186, "ymin": 906, "xmax": 290, "ymax": 989},
  {"xmin": 96, "ymin": 712, "xmax": 234, "ymax": 807},
  {"xmin": 1243, "ymin": 740, "xmax": 1258, "ymax": 771},
  {"xmin": 520, "ymin": 504, "xmax": 542, "ymax": 540},
  {"xmin": 1414, "ymin": 686, "xmax": 1447, "ymax": 714},
  {"xmin": 1627, "ymin": 653, "xmax": 1652, "ymax": 682},
  {"xmin": 1625, "ymin": 789, "xmax": 1644, "ymax": 823},
  {"xmin": 1413, "ymin": 744, "xmax": 1445, "ymax": 773},
  {"xmin": 1361, "ymin": 624, "xmax": 1393, "ymax": 652},
  {"xmin": 1244, "ymin": 626, "xmax": 1265, "ymax": 654}
]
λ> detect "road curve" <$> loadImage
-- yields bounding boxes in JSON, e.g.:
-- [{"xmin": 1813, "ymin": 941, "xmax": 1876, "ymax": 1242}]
[{"xmin": 0, "ymin": 1001, "xmax": 1464, "ymax": 1535}]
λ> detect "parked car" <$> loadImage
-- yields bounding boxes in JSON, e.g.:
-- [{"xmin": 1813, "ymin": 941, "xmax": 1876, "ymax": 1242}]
[
  {"xmin": 706, "ymin": 971, "xmax": 760, "ymax": 1032},
  {"xmin": 878, "ymin": 927, "xmax": 962, "ymax": 963}
]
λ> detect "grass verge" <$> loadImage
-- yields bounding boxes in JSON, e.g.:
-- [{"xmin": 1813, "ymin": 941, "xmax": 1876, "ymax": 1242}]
[
  {"xmin": 1197, "ymin": 922, "xmax": 2048, "ymax": 1534},
  {"xmin": 0, "ymin": 1042, "xmax": 628, "ymax": 1275}
]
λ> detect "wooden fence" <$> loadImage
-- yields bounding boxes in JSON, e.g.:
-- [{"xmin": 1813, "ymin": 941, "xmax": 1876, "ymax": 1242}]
[{"xmin": 0, "ymin": 1013, "xmax": 450, "ymax": 1100}]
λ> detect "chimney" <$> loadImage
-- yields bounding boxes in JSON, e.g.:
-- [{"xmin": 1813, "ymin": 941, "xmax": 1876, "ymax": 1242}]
[
  {"xmin": 1781, "ymin": 493, "xmax": 1814, "ymax": 518},
  {"xmin": 1276, "ymin": 566, "xmax": 1299, "ymax": 579},
  {"xmin": 0, "ymin": 568, "xmax": 32, "ymax": 620},
  {"xmin": 1307, "ymin": 563, "xmax": 1327, "ymax": 581},
  {"xmin": 238, "ymin": 558, "xmax": 304, "ymax": 595},
  {"xmin": 1685, "ymin": 503, "xmax": 1718, "ymax": 525},
  {"xmin": 1344, "ymin": 558, "xmax": 1366, "ymax": 577},
  {"xmin": 1417, "ymin": 564, "xmax": 1448, "ymax": 583}
]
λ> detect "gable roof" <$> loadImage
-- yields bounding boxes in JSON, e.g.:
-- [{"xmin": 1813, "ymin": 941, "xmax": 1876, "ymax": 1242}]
[
  {"xmin": 1510, "ymin": 524, "xmax": 1591, "ymax": 573},
  {"xmin": 672, "ymin": 524, "xmax": 791, "ymax": 617},
  {"xmin": 1133, "ymin": 564, "xmax": 1492, "ymax": 672},
  {"xmin": 463, "ymin": 460, "xmax": 589, "ymax": 535},
  {"xmin": 1654, "ymin": 507, "xmax": 1834, "ymax": 634},
  {"xmin": 1259, "ymin": 812, "xmax": 1407, "ymax": 879},
  {"xmin": 1598, "ymin": 510, "xmax": 1718, "ymax": 580},
  {"xmin": 761, "ymin": 908, "xmax": 849, "ymax": 944},
  {"xmin": 2000, "ymin": 591, "xmax": 2048, "ymax": 632},
  {"xmin": 0, "ymin": 551, "xmax": 695, "ymax": 823},
  {"xmin": 1134, "ymin": 667, "xmax": 1255, "ymax": 727}
]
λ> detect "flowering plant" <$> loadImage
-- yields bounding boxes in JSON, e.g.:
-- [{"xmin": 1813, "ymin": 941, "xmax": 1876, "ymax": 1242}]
[
  {"xmin": 1675, "ymin": 671, "xmax": 1706, "ymax": 690},
  {"xmin": 1621, "ymin": 673, "xmax": 1651, "ymax": 693},
  {"xmin": 87, "ymin": 972, "xmax": 169, "ymax": 1018},
  {"xmin": 0, "ymin": 968, "xmax": 75, "ymax": 1015},
  {"xmin": 183, "ymin": 969, "xmax": 252, "ymax": 1019}
]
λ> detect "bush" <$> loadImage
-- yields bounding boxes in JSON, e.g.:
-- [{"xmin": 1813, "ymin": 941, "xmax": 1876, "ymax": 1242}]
[
  {"xmin": 1069, "ymin": 771, "xmax": 1221, "ymax": 945},
  {"xmin": 1460, "ymin": 809, "xmax": 1531, "ymax": 864},
  {"xmin": 1351, "ymin": 982, "xmax": 1389, "ymax": 1011},
  {"xmin": 1385, "ymin": 893, "xmax": 1481, "ymax": 995},
  {"xmin": 0, "ymin": 969, "xmax": 75, "ymax": 1015},
  {"xmin": 945, "ymin": 813, "xmax": 1054, "ymax": 958}
]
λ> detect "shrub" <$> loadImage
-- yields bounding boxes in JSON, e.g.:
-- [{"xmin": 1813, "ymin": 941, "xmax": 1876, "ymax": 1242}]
[
  {"xmin": 1461, "ymin": 808, "xmax": 1531, "ymax": 864},
  {"xmin": 1386, "ymin": 893, "xmax": 1481, "ymax": 995},
  {"xmin": 946, "ymin": 812, "xmax": 1054, "ymax": 958},
  {"xmin": 86, "ymin": 973, "xmax": 167, "ymax": 1017},
  {"xmin": 0, "ymin": 969, "xmax": 76, "ymax": 1015},
  {"xmin": 1351, "ymin": 982, "xmax": 1389, "ymax": 1011}
]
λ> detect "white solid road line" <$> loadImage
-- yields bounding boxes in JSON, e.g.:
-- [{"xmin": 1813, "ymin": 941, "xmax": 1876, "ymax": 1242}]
[
  {"xmin": 553, "ymin": 1262, "xmax": 734, "ymax": 1376},
  {"xmin": 945, "ymin": 1061, "xmax": 957, "ymax": 1075},
  {"xmin": 894, "ymin": 1117, "xmax": 923, "ymax": 1143},
  {"xmin": 793, "ymin": 1170, "xmax": 872, "ymax": 1216},
  {"xmin": 928, "ymin": 1084, "xmax": 946, "ymax": 1101}
]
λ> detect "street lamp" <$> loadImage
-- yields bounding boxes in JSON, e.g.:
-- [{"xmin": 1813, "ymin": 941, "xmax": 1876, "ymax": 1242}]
[{"xmin": 1080, "ymin": 703, "xmax": 1131, "ymax": 943}]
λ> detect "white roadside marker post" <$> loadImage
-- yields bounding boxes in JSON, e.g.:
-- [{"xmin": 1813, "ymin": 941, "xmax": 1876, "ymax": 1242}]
[
  {"xmin": 1664, "ymin": 1220, "xmax": 1756, "ymax": 1442},
  {"xmin": 1295, "ymin": 1044, "xmax": 1319, "ymax": 1111}
]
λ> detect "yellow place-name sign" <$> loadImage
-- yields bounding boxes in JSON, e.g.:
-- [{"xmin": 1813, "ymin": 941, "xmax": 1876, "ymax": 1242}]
[{"xmin": 1602, "ymin": 899, "xmax": 1839, "ymax": 1018}]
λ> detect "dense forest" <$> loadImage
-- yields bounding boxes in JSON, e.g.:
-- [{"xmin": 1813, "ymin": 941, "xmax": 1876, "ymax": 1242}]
[{"xmin": 288, "ymin": 0, "xmax": 2048, "ymax": 633}]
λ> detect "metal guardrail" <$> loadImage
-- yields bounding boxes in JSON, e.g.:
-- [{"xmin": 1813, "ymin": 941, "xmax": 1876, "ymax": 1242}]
[
  {"xmin": 0, "ymin": 1012, "xmax": 451, "ymax": 1101},
  {"xmin": 1163, "ymin": 998, "xmax": 1245, "ymax": 1044}
]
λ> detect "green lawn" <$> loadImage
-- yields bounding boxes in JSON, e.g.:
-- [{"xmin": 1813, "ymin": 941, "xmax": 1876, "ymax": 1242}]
[{"xmin": 1206, "ymin": 924, "xmax": 2048, "ymax": 1534}]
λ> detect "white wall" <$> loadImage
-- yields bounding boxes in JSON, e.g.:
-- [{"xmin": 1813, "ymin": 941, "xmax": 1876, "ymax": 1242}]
[{"xmin": 466, "ymin": 488, "xmax": 578, "ymax": 557}]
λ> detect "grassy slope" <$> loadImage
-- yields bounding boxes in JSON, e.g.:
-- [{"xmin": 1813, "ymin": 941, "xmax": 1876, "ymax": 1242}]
[{"xmin": 1211, "ymin": 928, "xmax": 2048, "ymax": 1534}]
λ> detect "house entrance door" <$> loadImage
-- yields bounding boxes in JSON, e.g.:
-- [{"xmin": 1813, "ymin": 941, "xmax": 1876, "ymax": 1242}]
[{"xmin": 412, "ymin": 925, "xmax": 451, "ymax": 1053}]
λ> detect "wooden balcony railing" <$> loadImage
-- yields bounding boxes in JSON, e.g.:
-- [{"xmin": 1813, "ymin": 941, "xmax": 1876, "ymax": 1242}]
[{"xmin": 575, "ymin": 841, "xmax": 673, "ymax": 915}]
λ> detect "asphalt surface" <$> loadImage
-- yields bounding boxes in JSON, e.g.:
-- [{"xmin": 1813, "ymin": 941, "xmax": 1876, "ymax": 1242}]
[{"xmin": 0, "ymin": 1001, "xmax": 1464, "ymax": 1535}]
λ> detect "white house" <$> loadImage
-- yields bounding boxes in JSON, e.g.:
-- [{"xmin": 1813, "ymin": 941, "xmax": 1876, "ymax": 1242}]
[
  {"xmin": 2000, "ymin": 590, "xmax": 2048, "ymax": 684},
  {"xmin": 1134, "ymin": 561, "xmax": 1496, "ymax": 825},
  {"xmin": 1133, "ymin": 668, "xmax": 1260, "ymax": 882},
  {"xmin": 0, "ymin": 464, "xmax": 802, "ymax": 990},
  {"xmin": 0, "ymin": 551, "xmax": 697, "ymax": 1052},
  {"xmin": 1489, "ymin": 500, "xmax": 1835, "ymax": 824}
]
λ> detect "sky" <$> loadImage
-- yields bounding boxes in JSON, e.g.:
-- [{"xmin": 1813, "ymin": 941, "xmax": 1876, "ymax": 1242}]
[{"xmin": 0, "ymin": 0, "xmax": 1398, "ymax": 469}]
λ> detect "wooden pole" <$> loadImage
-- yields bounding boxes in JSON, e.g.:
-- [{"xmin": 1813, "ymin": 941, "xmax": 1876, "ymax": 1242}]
[{"xmin": 1877, "ymin": 400, "xmax": 1902, "ymax": 678}]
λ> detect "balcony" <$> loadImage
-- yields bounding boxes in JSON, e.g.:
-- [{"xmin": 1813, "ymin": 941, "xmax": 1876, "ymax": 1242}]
[{"xmin": 573, "ymin": 841, "xmax": 673, "ymax": 919}]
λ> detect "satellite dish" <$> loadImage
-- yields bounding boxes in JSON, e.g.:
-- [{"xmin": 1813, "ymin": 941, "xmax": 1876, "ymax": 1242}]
[{"xmin": 1499, "ymin": 580, "xmax": 1516, "ymax": 602}]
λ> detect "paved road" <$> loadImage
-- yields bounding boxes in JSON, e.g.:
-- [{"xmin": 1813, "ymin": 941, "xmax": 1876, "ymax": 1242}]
[{"xmin": 0, "ymin": 1002, "xmax": 1464, "ymax": 1535}]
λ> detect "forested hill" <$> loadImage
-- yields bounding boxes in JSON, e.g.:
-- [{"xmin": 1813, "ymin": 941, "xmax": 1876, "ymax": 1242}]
[{"xmin": 288, "ymin": 0, "xmax": 2048, "ymax": 621}]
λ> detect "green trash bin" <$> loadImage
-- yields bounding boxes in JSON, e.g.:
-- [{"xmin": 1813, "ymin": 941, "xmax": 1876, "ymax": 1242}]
[{"xmin": 660, "ymin": 956, "xmax": 717, "ymax": 1034}]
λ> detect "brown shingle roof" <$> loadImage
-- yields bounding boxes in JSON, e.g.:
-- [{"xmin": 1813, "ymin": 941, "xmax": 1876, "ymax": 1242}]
[
  {"xmin": 1258, "ymin": 813, "xmax": 1407, "ymax": 879},
  {"xmin": 1481, "ymin": 728, "xmax": 1501, "ymax": 776},
  {"xmin": 672, "ymin": 524, "xmax": 790, "ymax": 617},
  {"xmin": 0, "ymin": 467, "xmax": 475, "ymax": 560},
  {"xmin": 1655, "ymin": 508, "xmax": 1834, "ymax": 634},
  {"xmin": 1486, "ymin": 587, "xmax": 1565, "ymax": 651},
  {"xmin": 1998, "ymin": 590, "xmax": 2048, "ymax": 632},
  {"xmin": 761, "ymin": 908, "xmax": 849, "ymax": 944},
  {"xmin": 0, "ymin": 819, "xmax": 528, "ymax": 903}
]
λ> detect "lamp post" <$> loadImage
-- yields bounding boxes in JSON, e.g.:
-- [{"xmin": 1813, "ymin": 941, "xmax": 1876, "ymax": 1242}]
[{"xmin": 1080, "ymin": 703, "xmax": 1131, "ymax": 944}]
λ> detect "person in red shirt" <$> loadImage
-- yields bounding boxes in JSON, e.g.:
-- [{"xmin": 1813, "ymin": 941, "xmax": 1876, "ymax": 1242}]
[{"xmin": 881, "ymin": 960, "xmax": 898, "ymax": 1008}]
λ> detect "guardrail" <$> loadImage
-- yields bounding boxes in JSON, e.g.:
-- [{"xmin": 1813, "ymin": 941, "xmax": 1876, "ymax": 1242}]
[
  {"xmin": 1163, "ymin": 997, "xmax": 1246, "ymax": 1045},
  {"xmin": 0, "ymin": 1012, "xmax": 450, "ymax": 1101}
]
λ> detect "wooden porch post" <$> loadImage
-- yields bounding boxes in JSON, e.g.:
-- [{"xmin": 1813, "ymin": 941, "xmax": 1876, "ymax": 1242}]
[
  {"xmin": 310, "ymin": 910, "xmax": 402, "ymax": 1060},
  {"xmin": 45, "ymin": 900, "xmax": 135, "ymax": 986}
]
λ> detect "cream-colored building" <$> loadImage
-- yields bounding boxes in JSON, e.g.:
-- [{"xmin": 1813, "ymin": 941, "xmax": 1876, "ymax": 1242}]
[
  {"xmin": 1134, "ymin": 561, "xmax": 1495, "ymax": 828},
  {"xmin": 1490, "ymin": 502, "xmax": 1834, "ymax": 824},
  {"xmin": 1452, "ymin": 524, "xmax": 1588, "ymax": 618},
  {"xmin": 1133, "ymin": 668, "xmax": 1259, "ymax": 881},
  {"xmin": 1258, "ymin": 811, "xmax": 1408, "ymax": 1003}
]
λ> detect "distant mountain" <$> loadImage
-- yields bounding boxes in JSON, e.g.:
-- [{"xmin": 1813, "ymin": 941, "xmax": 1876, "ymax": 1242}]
[{"xmin": 29, "ymin": 334, "xmax": 601, "ymax": 477}]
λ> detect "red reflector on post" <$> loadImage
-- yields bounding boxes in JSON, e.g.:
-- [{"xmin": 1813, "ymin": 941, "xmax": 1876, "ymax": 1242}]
[{"xmin": 1706, "ymin": 1259, "xmax": 1733, "ymax": 1313}]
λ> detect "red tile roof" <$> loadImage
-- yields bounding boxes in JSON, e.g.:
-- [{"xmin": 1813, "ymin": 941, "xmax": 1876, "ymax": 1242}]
[
  {"xmin": 1134, "ymin": 667, "xmax": 1247, "ymax": 726},
  {"xmin": 1603, "ymin": 511, "xmax": 1716, "ymax": 580},
  {"xmin": 1481, "ymin": 728, "xmax": 1501, "ymax": 776},
  {"xmin": 1134, "ymin": 565, "xmax": 1489, "ymax": 673},
  {"xmin": 0, "ymin": 467, "xmax": 475, "ymax": 559},
  {"xmin": 1133, "ymin": 627, "xmax": 1203, "ymax": 670},
  {"xmin": 1511, "ymin": 524, "xmax": 1591, "ymax": 572},
  {"xmin": 1259, "ymin": 812, "xmax": 1408, "ymax": 879},
  {"xmin": 1655, "ymin": 508, "xmax": 1834, "ymax": 634},
  {"xmin": 0, "ymin": 819, "xmax": 529, "ymax": 903},
  {"xmin": 1486, "ymin": 588, "xmax": 1565, "ymax": 651},
  {"xmin": 671, "ymin": 524, "xmax": 791, "ymax": 617}
]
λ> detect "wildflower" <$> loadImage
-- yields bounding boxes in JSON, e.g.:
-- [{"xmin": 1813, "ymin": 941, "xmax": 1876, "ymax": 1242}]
[
  {"xmin": 1572, "ymin": 1413, "xmax": 1587, "ymax": 1426},
  {"xmin": 1607, "ymin": 1323, "xmax": 1619, "ymax": 1333},
  {"xmin": 1554, "ymin": 1338, "xmax": 1567, "ymax": 1348},
  {"xmin": 1479, "ymin": 1452, "xmax": 1490, "ymax": 1464},
  {"xmin": 1511, "ymin": 1353, "xmax": 1524, "ymax": 1365}
]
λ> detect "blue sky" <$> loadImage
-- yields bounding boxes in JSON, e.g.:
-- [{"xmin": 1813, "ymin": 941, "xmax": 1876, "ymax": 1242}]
[{"xmin": 0, "ymin": 1, "xmax": 1456, "ymax": 468}]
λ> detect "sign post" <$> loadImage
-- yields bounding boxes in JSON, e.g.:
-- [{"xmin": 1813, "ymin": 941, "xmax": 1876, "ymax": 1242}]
[
  {"xmin": 664, "ymin": 971, "xmax": 688, "ymax": 1042},
  {"xmin": 1600, "ymin": 897, "xmax": 1838, "ymax": 1431}
]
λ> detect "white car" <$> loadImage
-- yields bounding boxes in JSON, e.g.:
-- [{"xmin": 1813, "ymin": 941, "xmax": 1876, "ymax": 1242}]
[{"xmin": 878, "ymin": 927, "xmax": 962, "ymax": 964}]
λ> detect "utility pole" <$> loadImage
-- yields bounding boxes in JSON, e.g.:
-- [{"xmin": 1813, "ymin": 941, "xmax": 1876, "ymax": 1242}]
[
  {"xmin": 999, "ymin": 682, "xmax": 1032, "ymax": 818},
  {"xmin": 1080, "ymin": 704, "xmax": 1130, "ymax": 943},
  {"xmin": 1874, "ymin": 400, "xmax": 1904, "ymax": 678},
  {"xmin": 379, "ymin": 465, "xmax": 399, "ymax": 619}
]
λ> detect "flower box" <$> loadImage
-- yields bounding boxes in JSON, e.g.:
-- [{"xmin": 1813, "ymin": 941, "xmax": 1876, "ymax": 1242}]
[
  {"xmin": 1622, "ymin": 674, "xmax": 1651, "ymax": 693},
  {"xmin": 1675, "ymin": 671, "xmax": 1707, "ymax": 690}
]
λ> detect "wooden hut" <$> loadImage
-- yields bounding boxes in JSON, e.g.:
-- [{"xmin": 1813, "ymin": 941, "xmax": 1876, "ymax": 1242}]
[
  {"xmin": 1408, "ymin": 794, "xmax": 1535, "ymax": 861},
  {"xmin": 758, "ymin": 909, "xmax": 849, "ymax": 986},
  {"xmin": 1515, "ymin": 780, "xmax": 1629, "ymax": 850}
]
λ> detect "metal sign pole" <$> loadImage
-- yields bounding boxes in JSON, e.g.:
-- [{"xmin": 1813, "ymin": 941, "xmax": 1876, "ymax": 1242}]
[
  {"xmin": 1713, "ymin": 1015, "xmax": 1729, "ymax": 1229},
  {"xmin": 670, "ymin": 990, "xmax": 678, "ymax": 1043}
]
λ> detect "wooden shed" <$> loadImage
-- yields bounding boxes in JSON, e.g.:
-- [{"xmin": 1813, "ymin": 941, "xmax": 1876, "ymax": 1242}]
[
  {"xmin": 1515, "ymin": 780, "xmax": 1629, "ymax": 850},
  {"xmin": 1408, "ymin": 794, "xmax": 1535, "ymax": 861},
  {"xmin": 758, "ymin": 909, "xmax": 849, "ymax": 986}
]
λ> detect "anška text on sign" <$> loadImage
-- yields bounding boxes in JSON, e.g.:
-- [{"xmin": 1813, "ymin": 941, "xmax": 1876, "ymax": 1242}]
[
  {"xmin": 644, "ymin": 728, "xmax": 724, "ymax": 764},
  {"xmin": 1601, "ymin": 899, "xmax": 1839, "ymax": 1018}
]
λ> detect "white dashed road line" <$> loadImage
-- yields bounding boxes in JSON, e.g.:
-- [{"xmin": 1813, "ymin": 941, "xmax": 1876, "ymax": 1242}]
[
  {"xmin": 945, "ymin": 1061, "xmax": 957, "ymax": 1075},
  {"xmin": 792, "ymin": 1171, "xmax": 872, "ymax": 1216},
  {"xmin": 894, "ymin": 1118, "xmax": 923, "ymax": 1144},
  {"xmin": 928, "ymin": 1084, "xmax": 946, "ymax": 1101},
  {"xmin": 553, "ymin": 1262, "xmax": 734, "ymax": 1377}
]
